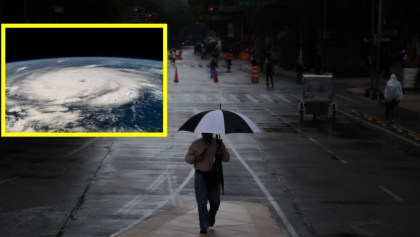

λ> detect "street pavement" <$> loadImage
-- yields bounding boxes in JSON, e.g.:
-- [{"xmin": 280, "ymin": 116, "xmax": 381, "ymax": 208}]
[
  {"xmin": 114, "ymin": 47, "xmax": 420, "ymax": 236},
  {"xmin": 1, "ymin": 46, "xmax": 420, "ymax": 237}
]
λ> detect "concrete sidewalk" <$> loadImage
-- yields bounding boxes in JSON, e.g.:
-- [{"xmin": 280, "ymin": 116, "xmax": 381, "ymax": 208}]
[{"xmin": 114, "ymin": 202, "xmax": 286, "ymax": 237}]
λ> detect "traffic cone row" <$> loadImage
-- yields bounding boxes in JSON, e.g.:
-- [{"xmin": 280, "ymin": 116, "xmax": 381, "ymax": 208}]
[{"xmin": 174, "ymin": 67, "xmax": 220, "ymax": 83}]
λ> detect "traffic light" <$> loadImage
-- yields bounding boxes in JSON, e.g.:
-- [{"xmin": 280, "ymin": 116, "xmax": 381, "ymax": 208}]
[
  {"xmin": 140, "ymin": 12, "xmax": 156, "ymax": 22},
  {"xmin": 208, "ymin": 5, "xmax": 218, "ymax": 13},
  {"xmin": 132, "ymin": 6, "xmax": 144, "ymax": 14}
]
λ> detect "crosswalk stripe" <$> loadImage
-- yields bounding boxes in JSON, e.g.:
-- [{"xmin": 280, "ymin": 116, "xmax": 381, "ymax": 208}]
[
  {"xmin": 246, "ymin": 95, "xmax": 259, "ymax": 103},
  {"xmin": 274, "ymin": 94, "xmax": 292, "ymax": 103},
  {"xmin": 259, "ymin": 94, "xmax": 276, "ymax": 103}
]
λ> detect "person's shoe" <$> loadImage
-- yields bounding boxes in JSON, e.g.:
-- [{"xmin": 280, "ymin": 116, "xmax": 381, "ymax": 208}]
[
  {"xmin": 200, "ymin": 228, "xmax": 208, "ymax": 234},
  {"xmin": 209, "ymin": 217, "xmax": 215, "ymax": 227}
]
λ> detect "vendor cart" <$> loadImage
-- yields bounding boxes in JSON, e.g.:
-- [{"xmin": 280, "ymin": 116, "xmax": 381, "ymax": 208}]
[{"xmin": 299, "ymin": 74, "xmax": 337, "ymax": 121}]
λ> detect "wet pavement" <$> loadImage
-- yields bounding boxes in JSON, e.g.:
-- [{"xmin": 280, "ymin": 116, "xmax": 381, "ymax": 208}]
[{"xmin": 109, "ymin": 48, "xmax": 420, "ymax": 237}]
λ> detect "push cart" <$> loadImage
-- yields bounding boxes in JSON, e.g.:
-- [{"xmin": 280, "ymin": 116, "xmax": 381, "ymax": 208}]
[{"xmin": 298, "ymin": 74, "xmax": 337, "ymax": 121}]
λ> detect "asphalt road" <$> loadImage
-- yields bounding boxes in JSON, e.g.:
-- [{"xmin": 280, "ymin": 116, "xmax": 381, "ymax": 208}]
[{"xmin": 1, "ymin": 47, "xmax": 420, "ymax": 237}]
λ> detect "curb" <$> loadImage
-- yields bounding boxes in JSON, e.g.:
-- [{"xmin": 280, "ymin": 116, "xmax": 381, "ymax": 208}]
[{"xmin": 350, "ymin": 109, "xmax": 420, "ymax": 144}]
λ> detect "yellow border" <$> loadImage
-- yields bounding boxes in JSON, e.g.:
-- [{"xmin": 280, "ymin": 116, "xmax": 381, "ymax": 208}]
[{"xmin": 1, "ymin": 23, "xmax": 167, "ymax": 138}]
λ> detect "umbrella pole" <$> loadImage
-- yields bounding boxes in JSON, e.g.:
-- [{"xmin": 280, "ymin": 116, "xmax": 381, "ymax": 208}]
[{"xmin": 215, "ymin": 133, "xmax": 224, "ymax": 195}]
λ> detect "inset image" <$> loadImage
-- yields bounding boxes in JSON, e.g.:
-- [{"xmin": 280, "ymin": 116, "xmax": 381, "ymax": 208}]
[{"xmin": 1, "ymin": 24, "xmax": 167, "ymax": 137}]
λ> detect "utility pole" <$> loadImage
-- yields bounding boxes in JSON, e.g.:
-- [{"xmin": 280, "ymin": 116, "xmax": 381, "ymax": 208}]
[
  {"xmin": 372, "ymin": 0, "xmax": 382, "ymax": 100},
  {"xmin": 366, "ymin": 0, "xmax": 375, "ymax": 98},
  {"xmin": 322, "ymin": 0, "xmax": 327, "ymax": 73}
]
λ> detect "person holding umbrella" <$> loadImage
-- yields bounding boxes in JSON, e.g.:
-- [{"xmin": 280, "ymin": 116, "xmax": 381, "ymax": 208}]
[
  {"xmin": 179, "ymin": 106, "xmax": 260, "ymax": 233},
  {"xmin": 185, "ymin": 133, "xmax": 230, "ymax": 234}
]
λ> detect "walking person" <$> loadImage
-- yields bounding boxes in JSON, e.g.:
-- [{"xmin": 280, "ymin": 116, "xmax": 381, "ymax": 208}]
[
  {"xmin": 225, "ymin": 51, "xmax": 233, "ymax": 72},
  {"xmin": 210, "ymin": 56, "xmax": 217, "ymax": 78},
  {"xmin": 266, "ymin": 57, "xmax": 274, "ymax": 88},
  {"xmin": 384, "ymin": 74, "xmax": 403, "ymax": 123},
  {"xmin": 185, "ymin": 133, "xmax": 230, "ymax": 234}
]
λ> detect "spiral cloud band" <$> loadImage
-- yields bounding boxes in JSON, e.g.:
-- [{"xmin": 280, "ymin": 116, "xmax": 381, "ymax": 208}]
[{"xmin": 6, "ymin": 58, "xmax": 163, "ymax": 133}]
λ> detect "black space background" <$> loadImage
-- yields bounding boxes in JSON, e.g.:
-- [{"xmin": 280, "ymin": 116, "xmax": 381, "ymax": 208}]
[{"xmin": 6, "ymin": 27, "xmax": 163, "ymax": 62}]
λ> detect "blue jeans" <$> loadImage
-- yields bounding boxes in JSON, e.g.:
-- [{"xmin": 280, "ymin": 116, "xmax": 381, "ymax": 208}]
[
  {"xmin": 195, "ymin": 170, "xmax": 220, "ymax": 229},
  {"xmin": 210, "ymin": 67, "xmax": 215, "ymax": 78}
]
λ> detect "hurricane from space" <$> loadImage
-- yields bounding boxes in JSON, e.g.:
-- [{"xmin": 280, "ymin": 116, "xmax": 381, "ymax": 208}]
[{"xmin": 5, "ymin": 57, "xmax": 163, "ymax": 133}]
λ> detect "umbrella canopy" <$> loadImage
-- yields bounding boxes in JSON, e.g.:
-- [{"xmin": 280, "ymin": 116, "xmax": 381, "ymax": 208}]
[{"xmin": 178, "ymin": 109, "xmax": 261, "ymax": 134}]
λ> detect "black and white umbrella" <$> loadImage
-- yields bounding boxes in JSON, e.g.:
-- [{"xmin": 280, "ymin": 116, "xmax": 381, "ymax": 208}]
[{"xmin": 178, "ymin": 109, "xmax": 261, "ymax": 134}]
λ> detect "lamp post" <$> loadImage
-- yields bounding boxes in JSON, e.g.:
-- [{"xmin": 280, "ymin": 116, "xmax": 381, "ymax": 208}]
[
  {"xmin": 375, "ymin": 0, "xmax": 383, "ymax": 99},
  {"xmin": 372, "ymin": 0, "xmax": 382, "ymax": 100},
  {"xmin": 366, "ymin": 0, "xmax": 383, "ymax": 100},
  {"xmin": 322, "ymin": 0, "xmax": 327, "ymax": 73}
]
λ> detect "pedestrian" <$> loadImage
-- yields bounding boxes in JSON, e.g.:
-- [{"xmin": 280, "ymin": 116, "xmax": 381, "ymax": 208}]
[
  {"xmin": 384, "ymin": 74, "xmax": 403, "ymax": 123},
  {"xmin": 225, "ymin": 51, "xmax": 233, "ymax": 72},
  {"xmin": 265, "ymin": 57, "xmax": 274, "ymax": 88},
  {"xmin": 185, "ymin": 133, "xmax": 230, "ymax": 234},
  {"xmin": 210, "ymin": 56, "xmax": 217, "ymax": 78},
  {"xmin": 170, "ymin": 48, "xmax": 176, "ymax": 64}
]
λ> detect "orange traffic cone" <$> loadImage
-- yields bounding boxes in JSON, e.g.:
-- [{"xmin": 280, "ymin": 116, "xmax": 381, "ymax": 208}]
[
  {"xmin": 213, "ymin": 69, "xmax": 218, "ymax": 83},
  {"xmin": 174, "ymin": 67, "xmax": 179, "ymax": 83},
  {"xmin": 251, "ymin": 66, "xmax": 259, "ymax": 83}
]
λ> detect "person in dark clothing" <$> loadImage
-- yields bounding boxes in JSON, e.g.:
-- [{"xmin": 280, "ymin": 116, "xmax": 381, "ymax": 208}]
[
  {"xmin": 225, "ymin": 51, "xmax": 233, "ymax": 72},
  {"xmin": 185, "ymin": 133, "xmax": 230, "ymax": 234},
  {"xmin": 265, "ymin": 58, "xmax": 274, "ymax": 88},
  {"xmin": 210, "ymin": 56, "xmax": 217, "ymax": 78}
]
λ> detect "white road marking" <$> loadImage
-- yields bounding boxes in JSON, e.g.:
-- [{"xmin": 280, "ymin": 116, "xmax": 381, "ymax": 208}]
[
  {"xmin": 224, "ymin": 137, "xmax": 300, "ymax": 237},
  {"xmin": 111, "ymin": 168, "xmax": 195, "ymax": 237},
  {"xmin": 334, "ymin": 155, "xmax": 348, "ymax": 164},
  {"xmin": 259, "ymin": 94, "xmax": 276, "ymax": 103},
  {"xmin": 274, "ymin": 94, "xmax": 292, "ymax": 103},
  {"xmin": 266, "ymin": 107, "xmax": 348, "ymax": 165},
  {"xmin": 116, "ymin": 171, "xmax": 170, "ymax": 214},
  {"xmin": 245, "ymin": 94, "xmax": 259, "ymax": 103},
  {"xmin": 378, "ymin": 185, "xmax": 404, "ymax": 202},
  {"xmin": 289, "ymin": 94, "xmax": 301, "ymax": 101},
  {"xmin": 307, "ymin": 138, "xmax": 348, "ymax": 164},
  {"xmin": 0, "ymin": 177, "xmax": 18, "ymax": 185},
  {"xmin": 64, "ymin": 138, "xmax": 98, "ymax": 157},
  {"xmin": 229, "ymin": 94, "xmax": 241, "ymax": 103}
]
